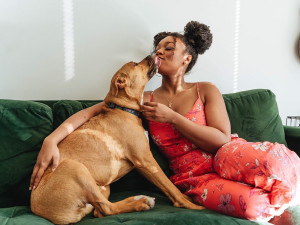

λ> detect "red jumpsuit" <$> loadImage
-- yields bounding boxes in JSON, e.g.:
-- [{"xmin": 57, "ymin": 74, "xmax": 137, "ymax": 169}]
[{"xmin": 148, "ymin": 83, "xmax": 300, "ymax": 221}]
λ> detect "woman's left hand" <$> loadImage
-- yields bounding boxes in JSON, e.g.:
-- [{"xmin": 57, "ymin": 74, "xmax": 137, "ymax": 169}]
[{"xmin": 141, "ymin": 102, "xmax": 175, "ymax": 123}]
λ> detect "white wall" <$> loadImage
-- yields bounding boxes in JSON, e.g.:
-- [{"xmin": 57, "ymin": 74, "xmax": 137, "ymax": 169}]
[{"xmin": 0, "ymin": 0, "xmax": 300, "ymax": 124}]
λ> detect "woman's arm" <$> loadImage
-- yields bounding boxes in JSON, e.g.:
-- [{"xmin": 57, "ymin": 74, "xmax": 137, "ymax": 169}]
[
  {"xmin": 29, "ymin": 101, "xmax": 105, "ymax": 190},
  {"xmin": 172, "ymin": 83, "xmax": 231, "ymax": 152},
  {"xmin": 142, "ymin": 83, "xmax": 231, "ymax": 153},
  {"xmin": 46, "ymin": 102, "xmax": 105, "ymax": 145}
]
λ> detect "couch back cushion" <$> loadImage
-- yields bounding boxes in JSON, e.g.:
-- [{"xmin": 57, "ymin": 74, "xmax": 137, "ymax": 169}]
[
  {"xmin": 0, "ymin": 100, "xmax": 53, "ymax": 207},
  {"xmin": 223, "ymin": 89, "xmax": 287, "ymax": 145}
]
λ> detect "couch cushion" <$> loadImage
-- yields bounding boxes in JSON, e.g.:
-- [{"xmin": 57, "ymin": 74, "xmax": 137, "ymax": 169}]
[
  {"xmin": 52, "ymin": 100, "xmax": 101, "ymax": 129},
  {"xmin": 1, "ymin": 190, "xmax": 288, "ymax": 225},
  {"xmin": 284, "ymin": 126, "xmax": 300, "ymax": 154},
  {"xmin": 0, "ymin": 100, "xmax": 53, "ymax": 207},
  {"xmin": 223, "ymin": 89, "xmax": 287, "ymax": 146},
  {"xmin": 78, "ymin": 190, "xmax": 273, "ymax": 225},
  {"xmin": 0, "ymin": 206, "xmax": 53, "ymax": 225}
]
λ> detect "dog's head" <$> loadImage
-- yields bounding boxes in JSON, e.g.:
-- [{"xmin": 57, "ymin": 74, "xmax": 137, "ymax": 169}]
[{"xmin": 104, "ymin": 55, "xmax": 160, "ymax": 110}]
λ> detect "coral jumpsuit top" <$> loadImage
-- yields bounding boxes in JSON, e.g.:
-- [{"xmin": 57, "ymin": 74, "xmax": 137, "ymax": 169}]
[{"xmin": 148, "ymin": 82, "xmax": 214, "ymax": 184}]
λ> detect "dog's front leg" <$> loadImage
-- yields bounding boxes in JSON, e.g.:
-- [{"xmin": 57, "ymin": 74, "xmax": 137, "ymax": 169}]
[{"xmin": 131, "ymin": 150, "xmax": 204, "ymax": 210}]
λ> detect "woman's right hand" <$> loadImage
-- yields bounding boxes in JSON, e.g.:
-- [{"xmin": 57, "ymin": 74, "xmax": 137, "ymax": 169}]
[{"xmin": 29, "ymin": 138, "xmax": 60, "ymax": 190}]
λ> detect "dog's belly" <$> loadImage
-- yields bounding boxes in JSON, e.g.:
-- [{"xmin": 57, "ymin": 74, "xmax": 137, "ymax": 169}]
[{"xmin": 58, "ymin": 128, "xmax": 134, "ymax": 186}]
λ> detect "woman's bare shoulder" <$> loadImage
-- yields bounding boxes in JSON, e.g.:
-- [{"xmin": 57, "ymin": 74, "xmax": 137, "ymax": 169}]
[
  {"xmin": 198, "ymin": 82, "xmax": 220, "ymax": 94},
  {"xmin": 196, "ymin": 82, "xmax": 221, "ymax": 104},
  {"xmin": 198, "ymin": 81, "xmax": 218, "ymax": 88}
]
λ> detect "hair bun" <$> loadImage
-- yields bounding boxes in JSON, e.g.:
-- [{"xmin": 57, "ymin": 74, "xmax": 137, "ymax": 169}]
[{"xmin": 184, "ymin": 21, "xmax": 213, "ymax": 55}]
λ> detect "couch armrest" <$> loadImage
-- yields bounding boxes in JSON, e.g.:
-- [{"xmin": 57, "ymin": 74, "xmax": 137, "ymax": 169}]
[{"xmin": 284, "ymin": 126, "xmax": 300, "ymax": 156}]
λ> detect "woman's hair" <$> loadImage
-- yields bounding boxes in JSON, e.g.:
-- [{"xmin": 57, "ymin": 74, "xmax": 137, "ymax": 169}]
[{"xmin": 153, "ymin": 21, "xmax": 213, "ymax": 73}]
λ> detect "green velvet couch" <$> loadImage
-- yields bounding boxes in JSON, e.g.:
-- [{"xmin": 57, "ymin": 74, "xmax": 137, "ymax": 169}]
[{"xmin": 1, "ymin": 89, "xmax": 300, "ymax": 225}]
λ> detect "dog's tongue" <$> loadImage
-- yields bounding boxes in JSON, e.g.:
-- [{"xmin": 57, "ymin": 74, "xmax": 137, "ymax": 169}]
[{"xmin": 155, "ymin": 57, "xmax": 161, "ymax": 67}]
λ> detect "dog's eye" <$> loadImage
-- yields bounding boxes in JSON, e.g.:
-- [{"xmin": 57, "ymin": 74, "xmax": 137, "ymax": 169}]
[{"xmin": 134, "ymin": 62, "xmax": 138, "ymax": 66}]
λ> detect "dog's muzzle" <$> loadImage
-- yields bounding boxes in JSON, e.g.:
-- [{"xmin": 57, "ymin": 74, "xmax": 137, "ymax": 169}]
[{"xmin": 145, "ymin": 55, "xmax": 160, "ymax": 79}]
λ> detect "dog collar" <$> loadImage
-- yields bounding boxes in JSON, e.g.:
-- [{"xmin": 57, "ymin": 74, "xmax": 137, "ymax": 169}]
[{"xmin": 108, "ymin": 102, "xmax": 141, "ymax": 117}]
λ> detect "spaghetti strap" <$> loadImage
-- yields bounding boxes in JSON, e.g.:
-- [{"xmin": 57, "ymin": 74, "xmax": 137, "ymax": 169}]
[
  {"xmin": 150, "ymin": 91, "xmax": 154, "ymax": 102},
  {"xmin": 196, "ymin": 82, "xmax": 200, "ymax": 99}
]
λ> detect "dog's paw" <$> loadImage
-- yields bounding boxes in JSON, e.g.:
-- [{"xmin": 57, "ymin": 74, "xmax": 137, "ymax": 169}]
[{"xmin": 134, "ymin": 195, "xmax": 155, "ymax": 209}]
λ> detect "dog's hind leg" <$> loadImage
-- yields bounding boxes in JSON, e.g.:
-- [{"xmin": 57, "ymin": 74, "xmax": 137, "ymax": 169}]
[
  {"xmin": 91, "ymin": 194, "xmax": 155, "ymax": 217},
  {"xmin": 31, "ymin": 159, "xmax": 100, "ymax": 224},
  {"xmin": 75, "ymin": 169, "xmax": 154, "ymax": 217},
  {"xmin": 98, "ymin": 185, "xmax": 110, "ymax": 199},
  {"xmin": 93, "ymin": 185, "xmax": 110, "ymax": 217}
]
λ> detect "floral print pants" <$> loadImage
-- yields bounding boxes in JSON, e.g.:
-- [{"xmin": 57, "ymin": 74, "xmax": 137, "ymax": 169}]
[{"xmin": 174, "ymin": 138, "xmax": 300, "ymax": 221}]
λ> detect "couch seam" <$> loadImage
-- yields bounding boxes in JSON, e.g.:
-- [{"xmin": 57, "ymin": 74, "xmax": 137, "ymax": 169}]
[
  {"xmin": 261, "ymin": 113, "xmax": 286, "ymax": 145},
  {"xmin": 0, "ymin": 217, "xmax": 9, "ymax": 225}
]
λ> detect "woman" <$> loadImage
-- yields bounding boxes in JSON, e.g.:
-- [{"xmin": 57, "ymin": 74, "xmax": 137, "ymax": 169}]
[{"xmin": 30, "ymin": 21, "xmax": 300, "ymax": 221}]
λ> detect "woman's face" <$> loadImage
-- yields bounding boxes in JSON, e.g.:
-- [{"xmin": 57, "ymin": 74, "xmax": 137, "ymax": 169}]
[{"xmin": 154, "ymin": 36, "xmax": 190, "ymax": 76}]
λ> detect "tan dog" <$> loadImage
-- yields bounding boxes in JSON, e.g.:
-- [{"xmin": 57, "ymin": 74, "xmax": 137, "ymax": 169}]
[{"xmin": 30, "ymin": 55, "xmax": 204, "ymax": 225}]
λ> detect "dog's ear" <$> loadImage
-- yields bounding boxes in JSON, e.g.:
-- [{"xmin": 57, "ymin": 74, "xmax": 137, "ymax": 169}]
[{"xmin": 114, "ymin": 73, "xmax": 128, "ymax": 96}]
